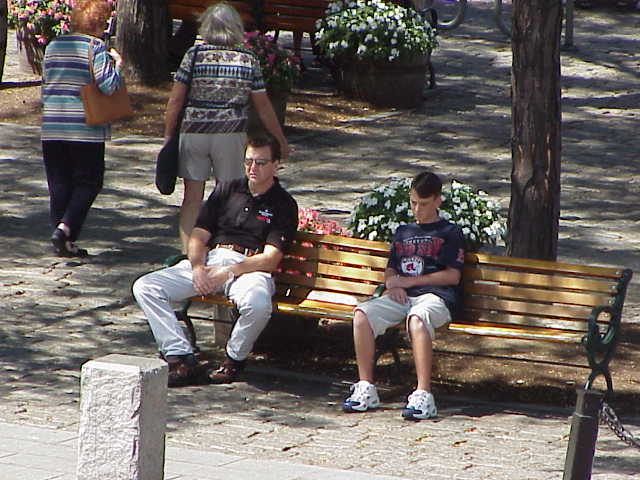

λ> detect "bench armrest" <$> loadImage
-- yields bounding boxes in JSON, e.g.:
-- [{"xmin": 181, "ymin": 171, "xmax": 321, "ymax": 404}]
[
  {"xmin": 583, "ymin": 305, "xmax": 618, "ymax": 354},
  {"xmin": 164, "ymin": 253, "xmax": 188, "ymax": 267},
  {"xmin": 372, "ymin": 283, "xmax": 385, "ymax": 298}
]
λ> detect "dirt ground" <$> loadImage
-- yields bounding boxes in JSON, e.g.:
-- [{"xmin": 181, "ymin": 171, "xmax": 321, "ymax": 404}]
[{"xmin": 0, "ymin": 67, "xmax": 385, "ymax": 136}]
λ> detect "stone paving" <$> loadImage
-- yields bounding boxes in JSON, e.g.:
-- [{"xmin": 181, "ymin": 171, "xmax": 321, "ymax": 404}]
[{"xmin": 1, "ymin": 4, "xmax": 640, "ymax": 479}]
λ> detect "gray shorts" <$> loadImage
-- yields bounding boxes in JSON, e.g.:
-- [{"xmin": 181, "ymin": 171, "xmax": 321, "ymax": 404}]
[
  {"xmin": 356, "ymin": 293, "xmax": 451, "ymax": 340},
  {"xmin": 178, "ymin": 132, "xmax": 246, "ymax": 181}
]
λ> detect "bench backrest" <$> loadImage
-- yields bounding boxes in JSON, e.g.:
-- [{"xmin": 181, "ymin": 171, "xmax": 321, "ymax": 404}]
[
  {"xmin": 261, "ymin": 0, "xmax": 331, "ymax": 32},
  {"xmin": 169, "ymin": 0, "xmax": 330, "ymax": 32},
  {"xmin": 169, "ymin": 0, "xmax": 256, "ymax": 24},
  {"xmin": 273, "ymin": 231, "xmax": 389, "ymax": 317},
  {"xmin": 459, "ymin": 253, "xmax": 630, "ymax": 342}
]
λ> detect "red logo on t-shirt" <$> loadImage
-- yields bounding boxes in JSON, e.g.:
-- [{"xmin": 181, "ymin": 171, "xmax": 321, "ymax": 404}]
[{"xmin": 257, "ymin": 209, "xmax": 273, "ymax": 224}]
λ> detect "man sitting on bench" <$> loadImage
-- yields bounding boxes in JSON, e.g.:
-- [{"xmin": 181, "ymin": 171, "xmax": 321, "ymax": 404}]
[
  {"xmin": 343, "ymin": 171, "xmax": 464, "ymax": 420},
  {"xmin": 133, "ymin": 135, "xmax": 298, "ymax": 387}
]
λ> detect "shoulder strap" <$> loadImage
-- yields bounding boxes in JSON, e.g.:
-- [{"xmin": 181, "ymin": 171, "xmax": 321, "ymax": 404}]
[
  {"xmin": 185, "ymin": 45, "xmax": 199, "ymax": 97},
  {"xmin": 87, "ymin": 38, "xmax": 96, "ymax": 80}
]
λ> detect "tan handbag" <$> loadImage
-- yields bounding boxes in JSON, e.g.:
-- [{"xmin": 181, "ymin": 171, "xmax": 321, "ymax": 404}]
[{"xmin": 79, "ymin": 39, "xmax": 133, "ymax": 126}]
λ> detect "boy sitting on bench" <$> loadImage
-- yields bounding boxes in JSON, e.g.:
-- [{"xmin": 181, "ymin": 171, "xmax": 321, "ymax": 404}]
[{"xmin": 343, "ymin": 171, "xmax": 464, "ymax": 420}]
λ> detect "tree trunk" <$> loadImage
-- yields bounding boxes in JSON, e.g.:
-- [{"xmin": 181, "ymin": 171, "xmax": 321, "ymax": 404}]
[
  {"xmin": 115, "ymin": 0, "xmax": 170, "ymax": 85},
  {"xmin": 0, "ymin": 0, "xmax": 7, "ymax": 83},
  {"xmin": 506, "ymin": 0, "xmax": 563, "ymax": 260}
]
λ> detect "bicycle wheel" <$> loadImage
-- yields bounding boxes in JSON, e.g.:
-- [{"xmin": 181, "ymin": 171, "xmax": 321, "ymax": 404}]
[
  {"xmin": 430, "ymin": 0, "xmax": 468, "ymax": 30},
  {"xmin": 494, "ymin": 0, "xmax": 513, "ymax": 38}
]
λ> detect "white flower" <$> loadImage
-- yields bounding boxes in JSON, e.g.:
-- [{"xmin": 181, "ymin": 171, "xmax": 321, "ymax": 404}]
[{"xmin": 368, "ymin": 231, "xmax": 378, "ymax": 240}]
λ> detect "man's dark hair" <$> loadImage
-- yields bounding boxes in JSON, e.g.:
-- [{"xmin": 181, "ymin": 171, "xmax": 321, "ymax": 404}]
[
  {"xmin": 411, "ymin": 171, "xmax": 442, "ymax": 198},
  {"xmin": 246, "ymin": 135, "xmax": 281, "ymax": 162}
]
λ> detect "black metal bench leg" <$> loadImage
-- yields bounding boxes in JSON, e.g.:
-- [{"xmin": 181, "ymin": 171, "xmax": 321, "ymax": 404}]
[
  {"xmin": 585, "ymin": 367, "xmax": 613, "ymax": 398},
  {"xmin": 175, "ymin": 300, "xmax": 199, "ymax": 354}
]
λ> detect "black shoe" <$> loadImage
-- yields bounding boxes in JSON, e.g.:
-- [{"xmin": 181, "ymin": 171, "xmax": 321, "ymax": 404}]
[
  {"xmin": 166, "ymin": 354, "xmax": 199, "ymax": 387},
  {"xmin": 206, "ymin": 356, "xmax": 245, "ymax": 384},
  {"xmin": 51, "ymin": 228, "xmax": 88, "ymax": 258}
]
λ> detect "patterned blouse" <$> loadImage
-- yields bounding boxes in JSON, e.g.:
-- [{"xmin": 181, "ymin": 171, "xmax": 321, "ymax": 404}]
[
  {"xmin": 175, "ymin": 44, "xmax": 265, "ymax": 134},
  {"xmin": 41, "ymin": 34, "xmax": 122, "ymax": 143}
]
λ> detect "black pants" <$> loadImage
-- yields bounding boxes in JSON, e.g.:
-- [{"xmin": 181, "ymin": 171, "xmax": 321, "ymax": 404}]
[{"xmin": 42, "ymin": 140, "xmax": 105, "ymax": 242}]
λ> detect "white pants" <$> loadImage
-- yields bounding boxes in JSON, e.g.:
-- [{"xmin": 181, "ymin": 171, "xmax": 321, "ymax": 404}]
[
  {"xmin": 355, "ymin": 293, "xmax": 451, "ymax": 341},
  {"xmin": 132, "ymin": 248, "xmax": 275, "ymax": 360}
]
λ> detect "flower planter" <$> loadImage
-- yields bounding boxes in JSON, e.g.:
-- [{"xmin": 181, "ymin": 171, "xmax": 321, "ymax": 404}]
[
  {"xmin": 336, "ymin": 55, "xmax": 428, "ymax": 109},
  {"xmin": 247, "ymin": 88, "xmax": 288, "ymax": 136},
  {"xmin": 16, "ymin": 28, "xmax": 45, "ymax": 76}
]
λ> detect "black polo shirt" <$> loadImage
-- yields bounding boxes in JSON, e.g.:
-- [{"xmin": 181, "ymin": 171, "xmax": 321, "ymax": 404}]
[{"xmin": 194, "ymin": 177, "xmax": 298, "ymax": 253}]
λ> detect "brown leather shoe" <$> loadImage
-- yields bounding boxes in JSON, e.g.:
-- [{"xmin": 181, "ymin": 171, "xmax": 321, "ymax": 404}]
[
  {"xmin": 206, "ymin": 357, "xmax": 245, "ymax": 384},
  {"xmin": 166, "ymin": 354, "xmax": 198, "ymax": 387}
]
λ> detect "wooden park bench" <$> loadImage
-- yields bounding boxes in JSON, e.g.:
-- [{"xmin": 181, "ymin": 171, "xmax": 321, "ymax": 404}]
[
  {"xmin": 167, "ymin": 0, "xmax": 328, "ymax": 36},
  {"xmin": 168, "ymin": 0, "xmax": 258, "ymax": 25},
  {"xmin": 164, "ymin": 231, "xmax": 632, "ymax": 394}
]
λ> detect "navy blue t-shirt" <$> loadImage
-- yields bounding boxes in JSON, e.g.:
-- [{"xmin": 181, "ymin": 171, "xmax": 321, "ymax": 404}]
[{"xmin": 387, "ymin": 220, "xmax": 465, "ymax": 318}]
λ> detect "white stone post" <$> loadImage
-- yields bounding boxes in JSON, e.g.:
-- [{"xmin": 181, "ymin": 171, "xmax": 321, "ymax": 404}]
[{"xmin": 77, "ymin": 354, "xmax": 168, "ymax": 480}]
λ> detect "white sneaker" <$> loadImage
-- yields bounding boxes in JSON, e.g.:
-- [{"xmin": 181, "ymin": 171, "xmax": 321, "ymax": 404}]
[
  {"xmin": 402, "ymin": 389, "xmax": 437, "ymax": 420},
  {"xmin": 342, "ymin": 380, "xmax": 380, "ymax": 412}
]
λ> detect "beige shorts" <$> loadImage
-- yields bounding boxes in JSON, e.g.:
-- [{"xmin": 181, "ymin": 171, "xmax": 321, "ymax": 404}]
[
  {"xmin": 355, "ymin": 293, "xmax": 451, "ymax": 340},
  {"xmin": 178, "ymin": 132, "xmax": 246, "ymax": 181}
]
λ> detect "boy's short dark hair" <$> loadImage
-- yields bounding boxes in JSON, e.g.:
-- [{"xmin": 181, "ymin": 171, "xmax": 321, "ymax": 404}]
[
  {"xmin": 246, "ymin": 134, "xmax": 281, "ymax": 162},
  {"xmin": 411, "ymin": 171, "xmax": 442, "ymax": 198}
]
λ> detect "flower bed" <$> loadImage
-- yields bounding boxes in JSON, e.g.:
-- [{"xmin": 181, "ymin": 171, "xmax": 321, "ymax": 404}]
[
  {"xmin": 347, "ymin": 177, "xmax": 505, "ymax": 251},
  {"xmin": 315, "ymin": 0, "xmax": 437, "ymax": 108},
  {"xmin": 316, "ymin": 0, "xmax": 437, "ymax": 64},
  {"xmin": 298, "ymin": 207, "xmax": 350, "ymax": 236},
  {"xmin": 243, "ymin": 31, "xmax": 301, "ymax": 93}
]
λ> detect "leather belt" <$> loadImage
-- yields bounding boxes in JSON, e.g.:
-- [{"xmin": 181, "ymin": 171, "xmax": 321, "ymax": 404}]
[{"xmin": 214, "ymin": 243, "xmax": 259, "ymax": 257}]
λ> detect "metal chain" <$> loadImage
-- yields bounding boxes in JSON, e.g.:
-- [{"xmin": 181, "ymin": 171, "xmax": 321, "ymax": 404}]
[{"xmin": 600, "ymin": 401, "xmax": 640, "ymax": 449}]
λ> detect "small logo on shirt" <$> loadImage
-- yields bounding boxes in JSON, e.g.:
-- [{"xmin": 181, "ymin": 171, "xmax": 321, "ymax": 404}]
[
  {"xmin": 257, "ymin": 209, "xmax": 273, "ymax": 224},
  {"xmin": 401, "ymin": 256, "xmax": 424, "ymax": 276}
]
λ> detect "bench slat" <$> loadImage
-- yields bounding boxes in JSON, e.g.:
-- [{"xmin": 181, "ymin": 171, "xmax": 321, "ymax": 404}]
[
  {"xmin": 466, "ymin": 252, "xmax": 623, "ymax": 279},
  {"xmin": 462, "ymin": 310, "xmax": 597, "ymax": 333},
  {"xmin": 169, "ymin": 1, "xmax": 254, "ymax": 20},
  {"xmin": 263, "ymin": 5, "xmax": 327, "ymax": 16},
  {"xmin": 464, "ymin": 296, "xmax": 595, "ymax": 321},
  {"xmin": 279, "ymin": 259, "xmax": 386, "ymax": 283},
  {"xmin": 286, "ymin": 245, "xmax": 389, "ymax": 269},
  {"xmin": 448, "ymin": 323, "xmax": 585, "ymax": 343},
  {"xmin": 464, "ymin": 267, "xmax": 618, "ymax": 294},
  {"xmin": 188, "ymin": 294, "xmax": 355, "ymax": 320},
  {"xmin": 294, "ymin": 232, "xmax": 391, "ymax": 253},
  {"xmin": 263, "ymin": 0, "xmax": 330, "ymax": 8},
  {"xmin": 275, "ymin": 272, "xmax": 380, "ymax": 296},
  {"xmin": 465, "ymin": 282, "xmax": 613, "ymax": 308}
]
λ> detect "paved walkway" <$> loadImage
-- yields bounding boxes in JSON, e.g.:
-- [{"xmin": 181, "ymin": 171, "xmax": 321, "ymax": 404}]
[{"xmin": 1, "ymin": 4, "xmax": 639, "ymax": 479}]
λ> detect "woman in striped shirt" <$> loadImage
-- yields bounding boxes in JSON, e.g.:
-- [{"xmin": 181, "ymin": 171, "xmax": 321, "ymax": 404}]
[{"xmin": 42, "ymin": 0, "xmax": 123, "ymax": 257}]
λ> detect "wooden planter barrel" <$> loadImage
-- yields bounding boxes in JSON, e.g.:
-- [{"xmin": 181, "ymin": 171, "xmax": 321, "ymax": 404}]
[
  {"xmin": 336, "ymin": 55, "xmax": 429, "ymax": 109},
  {"xmin": 247, "ymin": 88, "xmax": 289, "ymax": 136},
  {"xmin": 16, "ymin": 28, "xmax": 45, "ymax": 76}
]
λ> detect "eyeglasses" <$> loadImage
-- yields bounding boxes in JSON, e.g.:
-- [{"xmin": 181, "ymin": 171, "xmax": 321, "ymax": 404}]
[{"xmin": 244, "ymin": 157, "xmax": 272, "ymax": 167}]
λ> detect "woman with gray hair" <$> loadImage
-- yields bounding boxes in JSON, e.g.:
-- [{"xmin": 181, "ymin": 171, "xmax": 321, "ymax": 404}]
[{"xmin": 164, "ymin": 2, "xmax": 289, "ymax": 252}]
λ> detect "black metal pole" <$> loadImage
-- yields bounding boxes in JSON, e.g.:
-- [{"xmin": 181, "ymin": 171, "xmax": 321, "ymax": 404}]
[{"xmin": 563, "ymin": 388, "xmax": 603, "ymax": 480}]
